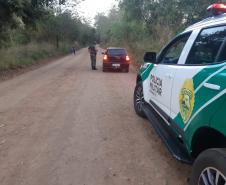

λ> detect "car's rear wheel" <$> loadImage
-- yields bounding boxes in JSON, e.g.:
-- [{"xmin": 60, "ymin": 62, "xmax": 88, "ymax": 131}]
[
  {"xmin": 124, "ymin": 67, "xmax": 129, "ymax": 73},
  {"xmin": 121, "ymin": 67, "xmax": 129, "ymax": 73},
  {"xmin": 190, "ymin": 148, "xmax": 226, "ymax": 185},
  {"xmin": 134, "ymin": 83, "xmax": 146, "ymax": 118}
]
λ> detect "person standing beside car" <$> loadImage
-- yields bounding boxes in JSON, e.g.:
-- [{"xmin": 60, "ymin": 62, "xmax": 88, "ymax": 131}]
[{"xmin": 88, "ymin": 44, "xmax": 98, "ymax": 70}]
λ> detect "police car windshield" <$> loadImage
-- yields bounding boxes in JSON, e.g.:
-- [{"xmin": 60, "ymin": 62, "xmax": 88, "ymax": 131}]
[{"xmin": 108, "ymin": 49, "xmax": 126, "ymax": 56}]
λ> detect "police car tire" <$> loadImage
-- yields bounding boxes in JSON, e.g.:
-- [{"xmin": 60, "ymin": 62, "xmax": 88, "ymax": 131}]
[
  {"xmin": 190, "ymin": 148, "xmax": 226, "ymax": 185},
  {"xmin": 134, "ymin": 83, "xmax": 146, "ymax": 118}
]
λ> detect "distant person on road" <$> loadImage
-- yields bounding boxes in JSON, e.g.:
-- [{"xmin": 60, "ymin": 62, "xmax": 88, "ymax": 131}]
[
  {"xmin": 88, "ymin": 44, "xmax": 98, "ymax": 70},
  {"xmin": 72, "ymin": 46, "xmax": 76, "ymax": 55}
]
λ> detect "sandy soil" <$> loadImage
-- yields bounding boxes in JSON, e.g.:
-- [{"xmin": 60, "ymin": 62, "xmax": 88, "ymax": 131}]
[{"xmin": 0, "ymin": 48, "xmax": 191, "ymax": 185}]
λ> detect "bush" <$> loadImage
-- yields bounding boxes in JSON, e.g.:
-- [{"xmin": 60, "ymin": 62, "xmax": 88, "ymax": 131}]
[{"xmin": 0, "ymin": 42, "xmax": 69, "ymax": 71}]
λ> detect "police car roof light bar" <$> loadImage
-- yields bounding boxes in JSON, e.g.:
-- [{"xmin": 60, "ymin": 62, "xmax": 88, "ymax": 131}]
[{"xmin": 207, "ymin": 3, "xmax": 226, "ymax": 16}]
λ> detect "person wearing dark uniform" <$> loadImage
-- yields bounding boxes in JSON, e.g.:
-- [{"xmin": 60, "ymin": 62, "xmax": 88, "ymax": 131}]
[
  {"xmin": 72, "ymin": 46, "xmax": 76, "ymax": 55},
  {"xmin": 88, "ymin": 44, "xmax": 98, "ymax": 70}
]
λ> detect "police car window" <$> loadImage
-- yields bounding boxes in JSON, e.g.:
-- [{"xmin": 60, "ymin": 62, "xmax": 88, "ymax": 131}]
[
  {"xmin": 186, "ymin": 26, "xmax": 226, "ymax": 65},
  {"xmin": 218, "ymin": 44, "xmax": 226, "ymax": 62},
  {"xmin": 159, "ymin": 33, "xmax": 191, "ymax": 64}
]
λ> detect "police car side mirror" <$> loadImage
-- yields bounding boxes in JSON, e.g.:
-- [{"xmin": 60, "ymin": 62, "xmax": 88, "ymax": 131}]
[
  {"xmin": 101, "ymin": 51, "xmax": 106, "ymax": 55},
  {"xmin": 143, "ymin": 52, "xmax": 157, "ymax": 63}
]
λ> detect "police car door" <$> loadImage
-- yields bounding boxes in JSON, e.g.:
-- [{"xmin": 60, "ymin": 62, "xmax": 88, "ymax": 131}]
[
  {"xmin": 148, "ymin": 33, "xmax": 192, "ymax": 121},
  {"xmin": 171, "ymin": 25, "xmax": 226, "ymax": 132}
]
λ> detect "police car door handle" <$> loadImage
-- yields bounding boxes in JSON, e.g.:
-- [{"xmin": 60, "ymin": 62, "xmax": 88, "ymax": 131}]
[{"xmin": 203, "ymin": 82, "xmax": 221, "ymax": 91}]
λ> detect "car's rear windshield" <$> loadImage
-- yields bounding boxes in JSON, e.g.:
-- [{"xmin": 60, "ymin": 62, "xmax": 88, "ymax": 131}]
[{"xmin": 108, "ymin": 49, "xmax": 126, "ymax": 56}]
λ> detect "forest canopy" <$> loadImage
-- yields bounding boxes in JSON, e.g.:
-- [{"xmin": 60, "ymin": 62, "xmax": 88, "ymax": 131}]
[
  {"xmin": 0, "ymin": 0, "xmax": 96, "ymax": 48},
  {"xmin": 95, "ymin": 0, "xmax": 226, "ymax": 63},
  {"xmin": 0, "ymin": 0, "xmax": 96, "ymax": 70},
  {"xmin": 1, "ymin": 0, "xmax": 226, "ymax": 70}
]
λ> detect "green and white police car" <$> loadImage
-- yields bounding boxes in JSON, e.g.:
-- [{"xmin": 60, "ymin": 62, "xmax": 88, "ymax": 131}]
[{"xmin": 134, "ymin": 3, "xmax": 226, "ymax": 185}]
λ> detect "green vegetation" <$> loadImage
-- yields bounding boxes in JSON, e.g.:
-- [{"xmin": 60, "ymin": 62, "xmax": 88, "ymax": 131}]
[
  {"xmin": 0, "ymin": 42, "xmax": 66, "ymax": 71},
  {"xmin": 2, "ymin": 0, "xmax": 225, "ymax": 70},
  {"xmin": 95, "ymin": 0, "xmax": 225, "ymax": 64},
  {"xmin": 0, "ymin": 0, "xmax": 96, "ymax": 71}
]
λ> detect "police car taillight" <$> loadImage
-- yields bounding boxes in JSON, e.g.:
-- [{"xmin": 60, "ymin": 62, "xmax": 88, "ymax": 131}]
[{"xmin": 207, "ymin": 3, "xmax": 226, "ymax": 16}]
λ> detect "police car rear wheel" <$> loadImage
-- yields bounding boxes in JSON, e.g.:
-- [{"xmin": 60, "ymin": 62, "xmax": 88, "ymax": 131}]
[
  {"xmin": 134, "ymin": 83, "xmax": 146, "ymax": 118},
  {"xmin": 190, "ymin": 148, "xmax": 226, "ymax": 185}
]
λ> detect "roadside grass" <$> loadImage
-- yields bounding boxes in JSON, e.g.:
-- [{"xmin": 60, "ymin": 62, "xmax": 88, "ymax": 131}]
[{"xmin": 0, "ymin": 42, "xmax": 70, "ymax": 71}]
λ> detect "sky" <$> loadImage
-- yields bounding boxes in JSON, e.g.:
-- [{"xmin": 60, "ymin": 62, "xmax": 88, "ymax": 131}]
[{"xmin": 78, "ymin": 0, "xmax": 118, "ymax": 23}]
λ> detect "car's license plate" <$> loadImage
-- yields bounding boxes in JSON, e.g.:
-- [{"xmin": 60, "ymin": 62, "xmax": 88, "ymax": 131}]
[{"xmin": 112, "ymin": 64, "xmax": 120, "ymax": 67}]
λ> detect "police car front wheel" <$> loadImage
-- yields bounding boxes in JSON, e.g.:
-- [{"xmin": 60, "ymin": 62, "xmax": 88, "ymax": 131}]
[
  {"xmin": 190, "ymin": 148, "xmax": 226, "ymax": 185},
  {"xmin": 134, "ymin": 83, "xmax": 146, "ymax": 118}
]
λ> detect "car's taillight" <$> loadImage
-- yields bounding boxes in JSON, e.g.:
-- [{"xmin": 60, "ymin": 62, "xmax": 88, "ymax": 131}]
[
  {"xmin": 103, "ymin": 54, "xmax": 108, "ymax": 61},
  {"xmin": 126, "ymin": 55, "xmax": 130, "ymax": 61}
]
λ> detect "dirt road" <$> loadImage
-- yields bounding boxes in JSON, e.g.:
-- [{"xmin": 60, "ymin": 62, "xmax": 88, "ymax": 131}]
[{"xmin": 0, "ymin": 48, "xmax": 191, "ymax": 185}]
